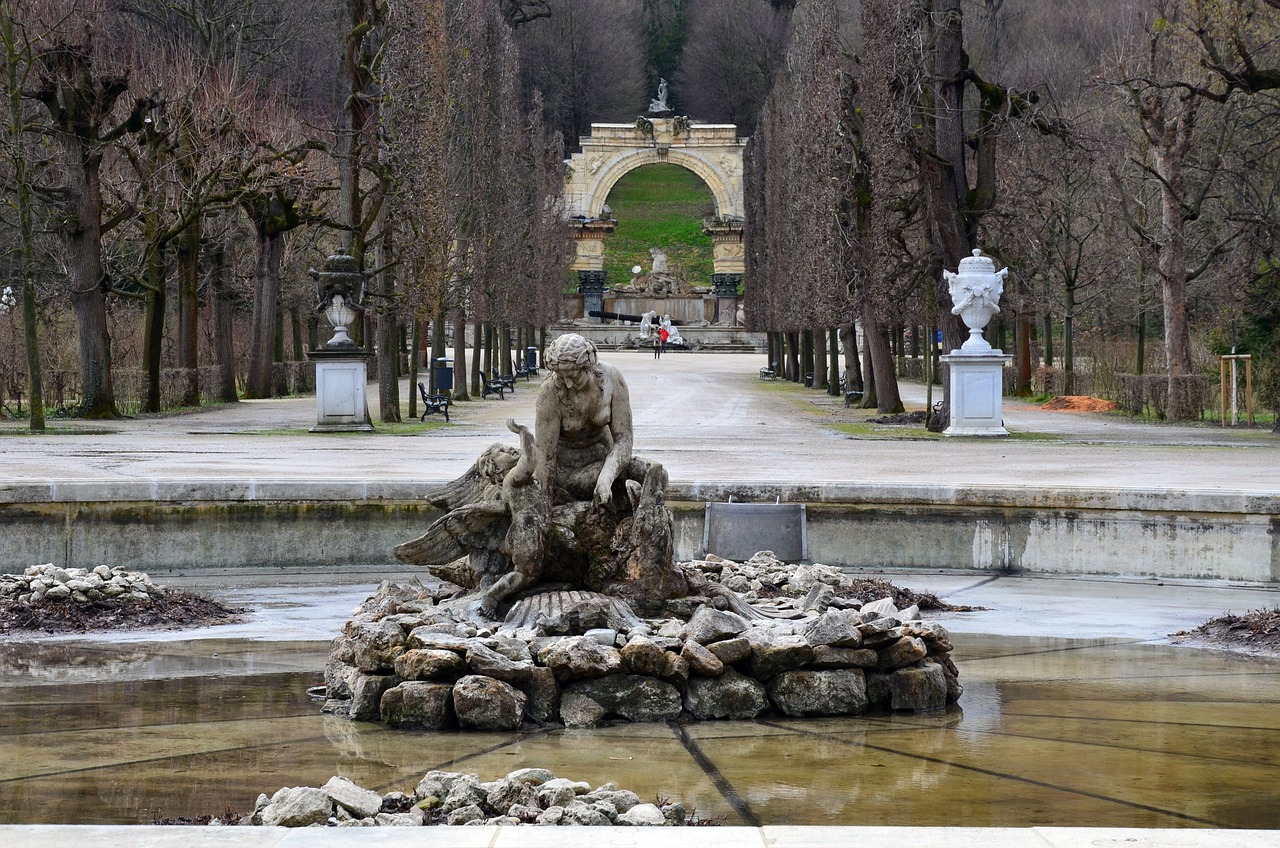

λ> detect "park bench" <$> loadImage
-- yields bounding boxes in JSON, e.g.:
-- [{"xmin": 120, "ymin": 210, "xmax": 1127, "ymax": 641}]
[
  {"xmin": 479, "ymin": 371, "xmax": 506, "ymax": 400},
  {"xmin": 514, "ymin": 362, "xmax": 538, "ymax": 380},
  {"xmin": 491, "ymin": 370, "xmax": 517, "ymax": 393},
  {"xmin": 839, "ymin": 372, "xmax": 863, "ymax": 408},
  {"xmin": 758, "ymin": 361, "xmax": 778, "ymax": 380},
  {"xmin": 416, "ymin": 382, "xmax": 451, "ymax": 422}
]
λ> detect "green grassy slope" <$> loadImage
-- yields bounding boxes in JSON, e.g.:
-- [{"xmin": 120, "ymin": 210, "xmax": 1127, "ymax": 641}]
[{"xmin": 603, "ymin": 164, "xmax": 715, "ymax": 287}]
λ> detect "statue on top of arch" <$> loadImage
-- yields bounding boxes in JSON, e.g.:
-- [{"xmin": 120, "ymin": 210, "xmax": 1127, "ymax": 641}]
[{"xmin": 648, "ymin": 78, "xmax": 672, "ymax": 115}]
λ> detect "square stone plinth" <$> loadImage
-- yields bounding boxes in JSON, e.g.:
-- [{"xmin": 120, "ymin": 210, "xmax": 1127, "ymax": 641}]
[{"xmin": 941, "ymin": 351, "xmax": 1012, "ymax": 437}]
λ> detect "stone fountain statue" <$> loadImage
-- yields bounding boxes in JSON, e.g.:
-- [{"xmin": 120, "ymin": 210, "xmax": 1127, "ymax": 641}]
[
  {"xmin": 394, "ymin": 333, "xmax": 693, "ymax": 618},
  {"xmin": 324, "ymin": 333, "xmax": 963, "ymax": 732}
]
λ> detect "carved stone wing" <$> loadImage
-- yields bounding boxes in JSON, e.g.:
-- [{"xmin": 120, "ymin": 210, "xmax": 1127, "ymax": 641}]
[{"xmin": 394, "ymin": 501, "xmax": 508, "ymax": 565}]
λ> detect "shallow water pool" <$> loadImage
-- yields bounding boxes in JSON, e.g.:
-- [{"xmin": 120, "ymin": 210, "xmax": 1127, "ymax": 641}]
[{"xmin": 1, "ymin": 633, "xmax": 1277, "ymax": 827}]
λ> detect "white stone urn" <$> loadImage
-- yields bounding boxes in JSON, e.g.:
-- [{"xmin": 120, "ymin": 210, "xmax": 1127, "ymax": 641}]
[
  {"xmin": 324, "ymin": 294, "xmax": 357, "ymax": 347},
  {"xmin": 944, "ymin": 249, "xmax": 1008, "ymax": 353}
]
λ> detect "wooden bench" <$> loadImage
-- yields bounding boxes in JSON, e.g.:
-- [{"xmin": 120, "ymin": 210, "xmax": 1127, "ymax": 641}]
[
  {"xmin": 758, "ymin": 362, "xmax": 778, "ymax": 380},
  {"xmin": 479, "ymin": 371, "xmax": 506, "ymax": 400},
  {"xmin": 416, "ymin": 382, "xmax": 451, "ymax": 422}
]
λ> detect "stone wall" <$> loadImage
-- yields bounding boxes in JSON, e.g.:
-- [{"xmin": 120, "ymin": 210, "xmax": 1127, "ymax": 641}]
[{"xmin": 323, "ymin": 558, "xmax": 960, "ymax": 731}]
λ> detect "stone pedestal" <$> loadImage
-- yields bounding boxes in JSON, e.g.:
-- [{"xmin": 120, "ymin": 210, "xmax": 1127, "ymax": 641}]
[
  {"xmin": 941, "ymin": 351, "xmax": 1012, "ymax": 437},
  {"xmin": 307, "ymin": 347, "xmax": 374, "ymax": 432},
  {"xmin": 712, "ymin": 273, "xmax": 742, "ymax": 325},
  {"xmin": 578, "ymin": 270, "xmax": 607, "ymax": 323}
]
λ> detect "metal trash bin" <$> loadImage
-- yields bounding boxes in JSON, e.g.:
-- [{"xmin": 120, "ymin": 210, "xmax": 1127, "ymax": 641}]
[
  {"xmin": 525, "ymin": 346, "xmax": 538, "ymax": 370},
  {"xmin": 434, "ymin": 357, "xmax": 454, "ymax": 393}
]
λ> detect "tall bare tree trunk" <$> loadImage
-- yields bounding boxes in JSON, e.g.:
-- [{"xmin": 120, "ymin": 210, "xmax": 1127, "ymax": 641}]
[
  {"xmin": 245, "ymin": 227, "xmax": 285, "ymax": 399},
  {"xmin": 176, "ymin": 217, "xmax": 201, "ymax": 406},
  {"xmin": 208, "ymin": 238, "xmax": 238, "ymax": 403},
  {"xmin": 453, "ymin": 313, "xmax": 470, "ymax": 401}
]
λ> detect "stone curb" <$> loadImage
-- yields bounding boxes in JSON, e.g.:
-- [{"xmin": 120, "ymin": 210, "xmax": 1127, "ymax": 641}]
[
  {"xmin": 2, "ymin": 478, "xmax": 1277, "ymax": 515},
  {"xmin": 2, "ymin": 825, "xmax": 1275, "ymax": 847}
]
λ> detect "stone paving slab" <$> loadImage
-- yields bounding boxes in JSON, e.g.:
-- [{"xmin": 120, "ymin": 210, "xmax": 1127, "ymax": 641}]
[{"xmin": 4, "ymin": 825, "xmax": 1274, "ymax": 848}]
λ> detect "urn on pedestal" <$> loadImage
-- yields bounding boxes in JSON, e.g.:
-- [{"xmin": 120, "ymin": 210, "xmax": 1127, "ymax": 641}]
[
  {"xmin": 939, "ymin": 249, "xmax": 1012, "ymax": 437},
  {"xmin": 306, "ymin": 252, "xmax": 374, "ymax": 432}
]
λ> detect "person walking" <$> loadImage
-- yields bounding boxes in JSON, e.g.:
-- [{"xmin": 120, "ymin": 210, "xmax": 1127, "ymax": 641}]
[{"xmin": 656, "ymin": 325, "xmax": 669, "ymax": 359}]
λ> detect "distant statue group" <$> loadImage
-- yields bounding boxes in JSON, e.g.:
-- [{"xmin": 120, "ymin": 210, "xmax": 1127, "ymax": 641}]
[{"xmin": 648, "ymin": 78, "xmax": 670, "ymax": 114}]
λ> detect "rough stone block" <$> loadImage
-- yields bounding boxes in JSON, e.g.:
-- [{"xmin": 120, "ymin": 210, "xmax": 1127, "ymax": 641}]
[
  {"xmin": 889, "ymin": 662, "xmax": 947, "ymax": 712},
  {"xmin": 380, "ymin": 681, "xmax": 454, "ymax": 729},
  {"xmin": 453, "ymin": 675, "xmax": 528, "ymax": 730},
  {"xmin": 767, "ymin": 668, "xmax": 867, "ymax": 717},
  {"xmin": 684, "ymin": 667, "xmax": 769, "ymax": 720}
]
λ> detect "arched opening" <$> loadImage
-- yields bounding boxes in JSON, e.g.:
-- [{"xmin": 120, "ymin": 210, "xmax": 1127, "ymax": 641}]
[{"xmin": 603, "ymin": 163, "xmax": 715, "ymax": 287}]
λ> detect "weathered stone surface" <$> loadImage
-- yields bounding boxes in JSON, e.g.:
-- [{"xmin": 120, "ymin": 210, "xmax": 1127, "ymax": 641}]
[
  {"xmin": 324, "ymin": 645, "xmax": 358, "ymax": 700},
  {"xmin": 350, "ymin": 673, "xmax": 401, "ymax": 721},
  {"xmin": 620, "ymin": 635, "xmax": 669, "ymax": 677},
  {"xmin": 767, "ymin": 669, "xmax": 868, "ymax": 717},
  {"xmin": 559, "ymin": 692, "xmax": 608, "ymax": 728},
  {"xmin": 901, "ymin": 621, "xmax": 955, "ymax": 653},
  {"xmin": 877, "ymin": 636, "xmax": 928, "ymax": 671},
  {"xmin": 865, "ymin": 671, "xmax": 891, "ymax": 707},
  {"xmin": 748, "ymin": 633, "xmax": 814, "ymax": 679},
  {"xmin": 562, "ymin": 674, "xmax": 682, "ymax": 723},
  {"xmin": 706, "ymin": 636, "xmax": 752, "ymax": 664},
  {"xmin": 466, "ymin": 642, "xmax": 535, "ymax": 683},
  {"xmin": 452, "ymin": 675, "xmax": 527, "ymax": 730},
  {"xmin": 858, "ymin": 616, "xmax": 900, "ymax": 648},
  {"xmin": 485, "ymin": 777, "xmax": 539, "ymax": 812},
  {"xmin": 860, "ymin": 597, "xmax": 899, "ymax": 619},
  {"xmin": 810, "ymin": 645, "xmax": 877, "ymax": 669},
  {"xmin": 260, "ymin": 786, "xmax": 331, "ymax": 827},
  {"xmin": 322, "ymin": 776, "xmax": 383, "ymax": 819},
  {"xmin": 440, "ymin": 774, "xmax": 487, "ymax": 813},
  {"xmin": 680, "ymin": 640, "xmax": 725, "ymax": 677},
  {"xmin": 375, "ymin": 811, "xmax": 423, "ymax": 826},
  {"xmin": 393, "ymin": 648, "xmax": 465, "ymax": 681},
  {"xmin": 563, "ymin": 800, "xmax": 612, "ymax": 825},
  {"xmin": 889, "ymin": 662, "xmax": 947, "ymax": 711},
  {"xmin": 379, "ymin": 681, "xmax": 453, "ymax": 729},
  {"xmin": 415, "ymin": 770, "xmax": 467, "ymax": 805},
  {"xmin": 506, "ymin": 767, "xmax": 555, "ymax": 785},
  {"xmin": 405, "ymin": 629, "xmax": 470, "ymax": 653},
  {"xmin": 537, "ymin": 636, "xmax": 623, "ymax": 682},
  {"xmin": 446, "ymin": 804, "xmax": 484, "ymax": 825},
  {"xmin": 618, "ymin": 802, "xmax": 666, "ymax": 826},
  {"xmin": 803, "ymin": 609, "xmax": 864, "ymax": 648},
  {"xmin": 684, "ymin": 667, "xmax": 769, "ymax": 720},
  {"xmin": 941, "ymin": 655, "xmax": 963, "ymax": 703},
  {"xmin": 897, "ymin": 603, "xmax": 921, "ymax": 622},
  {"xmin": 685, "ymin": 606, "xmax": 750, "ymax": 644},
  {"xmin": 516, "ymin": 666, "xmax": 559, "ymax": 723},
  {"xmin": 585, "ymin": 787, "xmax": 640, "ymax": 814}
]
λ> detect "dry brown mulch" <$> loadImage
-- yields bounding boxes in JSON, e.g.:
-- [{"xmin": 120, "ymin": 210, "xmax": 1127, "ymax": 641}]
[
  {"xmin": 1172, "ymin": 607, "xmax": 1280, "ymax": 657},
  {"xmin": 1040, "ymin": 396, "xmax": 1118, "ymax": 412},
  {"xmin": 834, "ymin": 578, "xmax": 985, "ymax": 612},
  {"xmin": 0, "ymin": 591, "xmax": 245, "ymax": 634}
]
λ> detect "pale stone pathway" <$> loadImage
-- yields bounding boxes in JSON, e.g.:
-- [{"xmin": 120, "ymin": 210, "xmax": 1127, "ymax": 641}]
[{"xmin": 0, "ymin": 351, "xmax": 1276, "ymax": 495}]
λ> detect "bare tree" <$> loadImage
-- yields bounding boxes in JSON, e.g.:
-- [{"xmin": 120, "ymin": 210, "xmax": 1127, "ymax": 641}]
[
  {"xmin": 674, "ymin": 0, "xmax": 790, "ymax": 133},
  {"xmin": 513, "ymin": 0, "xmax": 647, "ymax": 149},
  {"xmin": 28, "ymin": 3, "xmax": 158, "ymax": 418}
]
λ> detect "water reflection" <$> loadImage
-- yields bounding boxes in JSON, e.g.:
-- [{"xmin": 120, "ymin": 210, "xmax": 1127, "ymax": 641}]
[{"xmin": 1, "ymin": 634, "xmax": 1278, "ymax": 827}]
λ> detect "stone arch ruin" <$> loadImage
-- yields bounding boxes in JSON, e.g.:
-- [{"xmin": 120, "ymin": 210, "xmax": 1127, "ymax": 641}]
[{"xmin": 564, "ymin": 119, "xmax": 747, "ymax": 320}]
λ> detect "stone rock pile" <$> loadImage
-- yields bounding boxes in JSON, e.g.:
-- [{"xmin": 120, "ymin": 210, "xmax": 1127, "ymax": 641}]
[
  {"xmin": 325, "ymin": 553, "xmax": 961, "ymax": 731},
  {"xmin": 239, "ymin": 769, "xmax": 691, "ymax": 827},
  {"xmin": 0, "ymin": 564, "xmax": 165, "ymax": 605}
]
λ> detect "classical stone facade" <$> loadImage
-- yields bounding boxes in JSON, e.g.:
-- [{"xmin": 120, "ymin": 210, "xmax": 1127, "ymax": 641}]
[{"xmin": 564, "ymin": 119, "xmax": 746, "ymax": 278}]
